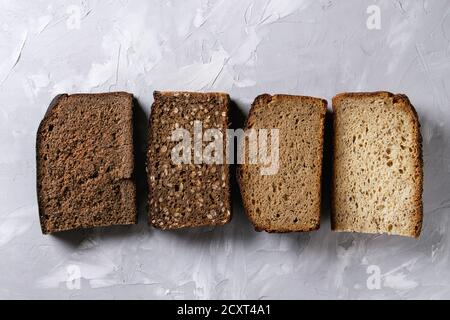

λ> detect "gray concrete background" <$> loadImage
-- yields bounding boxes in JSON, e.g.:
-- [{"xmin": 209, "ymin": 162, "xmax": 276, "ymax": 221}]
[{"xmin": 0, "ymin": 0, "xmax": 450, "ymax": 299}]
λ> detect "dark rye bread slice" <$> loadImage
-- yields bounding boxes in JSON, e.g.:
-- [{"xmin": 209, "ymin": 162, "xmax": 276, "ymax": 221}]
[
  {"xmin": 147, "ymin": 91, "xmax": 232, "ymax": 230},
  {"xmin": 238, "ymin": 94, "xmax": 327, "ymax": 233},
  {"xmin": 332, "ymin": 92, "xmax": 423, "ymax": 237},
  {"xmin": 37, "ymin": 92, "xmax": 137, "ymax": 234}
]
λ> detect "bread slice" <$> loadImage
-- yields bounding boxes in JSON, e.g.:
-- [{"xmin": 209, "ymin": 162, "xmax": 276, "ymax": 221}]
[
  {"xmin": 238, "ymin": 94, "xmax": 327, "ymax": 232},
  {"xmin": 36, "ymin": 93, "xmax": 137, "ymax": 234},
  {"xmin": 332, "ymin": 92, "xmax": 423, "ymax": 237},
  {"xmin": 147, "ymin": 91, "xmax": 232, "ymax": 230}
]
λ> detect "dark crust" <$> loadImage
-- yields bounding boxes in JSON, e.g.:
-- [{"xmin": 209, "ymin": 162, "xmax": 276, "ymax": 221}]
[
  {"xmin": 36, "ymin": 92, "xmax": 135, "ymax": 234},
  {"xmin": 147, "ymin": 93, "xmax": 156, "ymax": 226},
  {"xmin": 37, "ymin": 94, "xmax": 68, "ymax": 234},
  {"xmin": 154, "ymin": 91, "xmax": 231, "ymax": 99},
  {"xmin": 147, "ymin": 91, "xmax": 232, "ymax": 230},
  {"xmin": 237, "ymin": 94, "xmax": 327, "ymax": 233},
  {"xmin": 331, "ymin": 92, "xmax": 423, "ymax": 238}
]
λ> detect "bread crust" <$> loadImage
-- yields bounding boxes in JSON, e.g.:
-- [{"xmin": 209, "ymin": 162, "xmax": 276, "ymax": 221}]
[
  {"xmin": 36, "ymin": 94, "xmax": 68, "ymax": 234},
  {"xmin": 331, "ymin": 92, "xmax": 423, "ymax": 237},
  {"xmin": 237, "ymin": 94, "xmax": 327, "ymax": 233}
]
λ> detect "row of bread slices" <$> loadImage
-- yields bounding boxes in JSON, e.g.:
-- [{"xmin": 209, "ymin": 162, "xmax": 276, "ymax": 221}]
[{"xmin": 37, "ymin": 91, "xmax": 422, "ymax": 238}]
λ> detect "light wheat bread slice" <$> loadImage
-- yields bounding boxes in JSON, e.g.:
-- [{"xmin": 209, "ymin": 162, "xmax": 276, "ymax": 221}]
[
  {"xmin": 238, "ymin": 94, "xmax": 327, "ymax": 232},
  {"xmin": 332, "ymin": 92, "xmax": 423, "ymax": 237}
]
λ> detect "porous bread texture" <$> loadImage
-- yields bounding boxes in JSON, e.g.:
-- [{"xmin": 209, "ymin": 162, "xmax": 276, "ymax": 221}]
[
  {"xmin": 147, "ymin": 91, "xmax": 232, "ymax": 230},
  {"xmin": 37, "ymin": 92, "xmax": 137, "ymax": 234},
  {"xmin": 238, "ymin": 94, "xmax": 327, "ymax": 233},
  {"xmin": 332, "ymin": 92, "xmax": 423, "ymax": 238}
]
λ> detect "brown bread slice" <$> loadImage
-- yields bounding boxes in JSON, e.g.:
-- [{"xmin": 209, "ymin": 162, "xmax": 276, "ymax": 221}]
[
  {"xmin": 36, "ymin": 92, "xmax": 137, "ymax": 234},
  {"xmin": 332, "ymin": 92, "xmax": 423, "ymax": 237},
  {"xmin": 147, "ymin": 91, "xmax": 232, "ymax": 230},
  {"xmin": 238, "ymin": 94, "xmax": 327, "ymax": 232}
]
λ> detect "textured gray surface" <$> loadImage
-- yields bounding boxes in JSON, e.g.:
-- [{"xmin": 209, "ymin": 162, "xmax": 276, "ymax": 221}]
[{"xmin": 1, "ymin": 0, "xmax": 450, "ymax": 299}]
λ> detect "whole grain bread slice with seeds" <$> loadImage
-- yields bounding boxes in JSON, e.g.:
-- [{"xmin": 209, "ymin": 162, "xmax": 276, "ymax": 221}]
[{"xmin": 147, "ymin": 91, "xmax": 232, "ymax": 230}]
